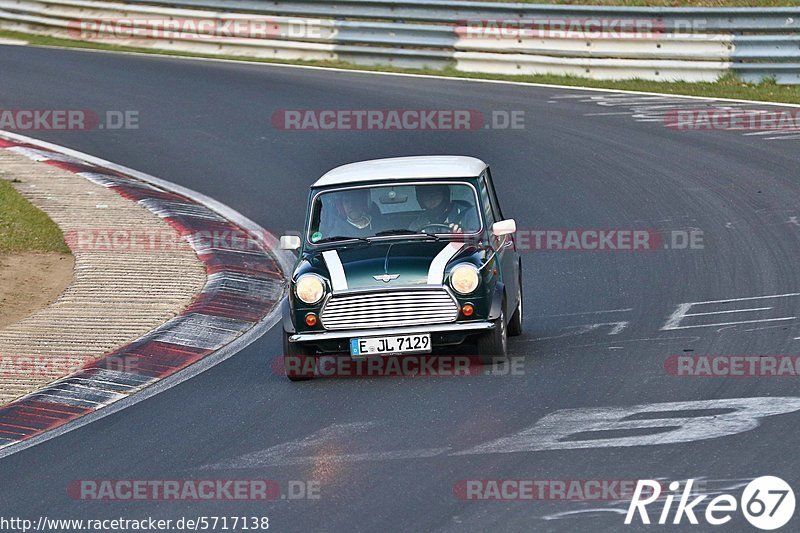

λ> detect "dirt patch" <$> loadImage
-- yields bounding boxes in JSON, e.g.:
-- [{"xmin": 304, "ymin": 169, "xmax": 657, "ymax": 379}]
[{"xmin": 0, "ymin": 252, "xmax": 74, "ymax": 330}]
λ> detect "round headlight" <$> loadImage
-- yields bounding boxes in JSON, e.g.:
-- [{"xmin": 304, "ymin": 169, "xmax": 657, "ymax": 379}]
[
  {"xmin": 450, "ymin": 264, "xmax": 480, "ymax": 295},
  {"xmin": 295, "ymin": 274, "xmax": 325, "ymax": 304}
]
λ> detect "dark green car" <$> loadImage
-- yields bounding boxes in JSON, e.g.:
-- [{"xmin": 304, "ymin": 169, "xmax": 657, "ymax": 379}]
[{"xmin": 280, "ymin": 156, "xmax": 522, "ymax": 380}]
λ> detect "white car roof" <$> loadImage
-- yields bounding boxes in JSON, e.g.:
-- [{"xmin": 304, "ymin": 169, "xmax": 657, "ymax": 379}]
[{"xmin": 313, "ymin": 156, "xmax": 488, "ymax": 187}]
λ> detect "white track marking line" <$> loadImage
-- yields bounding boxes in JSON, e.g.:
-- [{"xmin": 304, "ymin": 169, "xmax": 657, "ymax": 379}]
[
  {"xmin": 520, "ymin": 336, "xmax": 702, "ymax": 348},
  {"xmin": 665, "ymin": 318, "xmax": 795, "ymax": 330},
  {"xmin": 663, "ymin": 294, "xmax": 800, "ymax": 331},
  {"xmin": 682, "ymin": 307, "xmax": 773, "ymax": 317},
  {"xmin": 535, "ymin": 308, "xmax": 633, "ymax": 318},
  {"xmin": 764, "ymin": 134, "xmax": 800, "ymax": 140},
  {"xmin": 680, "ymin": 293, "xmax": 800, "ymax": 306},
  {"xmin": 662, "ymin": 303, "xmax": 694, "ymax": 330},
  {"xmin": 739, "ymin": 324, "xmax": 796, "ymax": 333},
  {"xmin": 529, "ymin": 321, "xmax": 629, "ymax": 341},
  {"xmin": 584, "ymin": 112, "xmax": 635, "ymax": 116},
  {"xmin": 541, "ymin": 478, "xmax": 754, "ymax": 522},
  {"xmin": 455, "ymin": 397, "xmax": 800, "ymax": 455},
  {"xmin": 744, "ymin": 130, "xmax": 800, "ymax": 137},
  {"xmin": 543, "ymin": 509, "xmax": 629, "ymax": 520},
  {"xmin": 203, "ymin": 422, "xmax": 450, "ymax": 469}
]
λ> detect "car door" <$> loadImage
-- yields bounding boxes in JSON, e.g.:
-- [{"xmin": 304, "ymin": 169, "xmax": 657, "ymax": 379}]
[{"xmin": 481, "ymin": 169, "xmax": 519, "ymax": 313}]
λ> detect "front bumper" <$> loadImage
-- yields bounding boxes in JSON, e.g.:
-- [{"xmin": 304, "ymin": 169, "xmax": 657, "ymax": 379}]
[{"xmin": 289, "ymin": 321, "xmax": 494, "ymax": 353}]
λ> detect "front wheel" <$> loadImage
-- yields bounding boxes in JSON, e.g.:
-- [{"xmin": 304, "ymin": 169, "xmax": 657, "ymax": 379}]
[
  {"xmin": 283, "ymin": 330, "xmax": 315, "ymax": 381},
  {"xmin": 476, "ymin": 303, "xmax": 507, "ymax": 365}
]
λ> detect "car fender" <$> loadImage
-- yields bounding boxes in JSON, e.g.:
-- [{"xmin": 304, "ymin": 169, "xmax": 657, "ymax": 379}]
[
  {"xmin": 282, "ymin": 298, "xmax": 296, "ymax": 334},
  {"xmin": 489, "ymin": 281, "xmax": 505, "ymax": 321}
]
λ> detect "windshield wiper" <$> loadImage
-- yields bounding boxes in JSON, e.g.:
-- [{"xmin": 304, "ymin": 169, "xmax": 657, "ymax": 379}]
[
  {"xmin": 375, "ymin": 229, "xmax": 417, "ymax": 236},
  {"xmin": 314, "ymin": 235, "xmax": 371, "ymax": 245},
  {"xmin": 375, "ymin": 229, "xmax": 441, "ymax": 240}
]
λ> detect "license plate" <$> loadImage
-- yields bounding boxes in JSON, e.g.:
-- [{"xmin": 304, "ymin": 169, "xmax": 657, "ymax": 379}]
[{"xmin": 350, "ymin": 334, "xmax": 431, "ymax": 356}]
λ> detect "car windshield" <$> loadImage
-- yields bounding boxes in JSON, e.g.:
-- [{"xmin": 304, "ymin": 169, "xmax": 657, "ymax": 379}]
[{"xmin": 308, "ymin": 183, "xmax": 481, "ymax": 244}]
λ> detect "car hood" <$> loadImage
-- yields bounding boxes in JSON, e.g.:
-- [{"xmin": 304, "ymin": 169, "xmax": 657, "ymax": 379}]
[{"xmin": 307, "ymin": 240, "xmax": 472, "ymax": 291}]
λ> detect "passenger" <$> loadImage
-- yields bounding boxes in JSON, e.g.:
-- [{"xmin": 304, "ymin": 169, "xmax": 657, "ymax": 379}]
[
  {"xmin": 325, "ymin": 188, "xmax": 376, "ymax": 238},
  {"xmin": 410, "ymin": 185, "xmax": 478, "ymax": 233}
]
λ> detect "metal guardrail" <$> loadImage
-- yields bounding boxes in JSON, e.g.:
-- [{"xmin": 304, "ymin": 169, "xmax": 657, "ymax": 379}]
[
  {"xmin": 0, "ymin": 0, "xmax": 798, "ymax": 83},
  {"xmin": 118, "ymin": 0, "xmax": 800, "ymax": 31}
]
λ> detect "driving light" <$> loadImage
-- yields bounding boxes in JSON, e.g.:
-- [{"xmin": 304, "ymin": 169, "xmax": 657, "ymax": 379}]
[
  {"xmin": 295, "ymin": 274, "xmax": 325, "ymax": 304},
  {"xmin": 450, "ymin": 264, "xmax": 480, "ymax": 295}
]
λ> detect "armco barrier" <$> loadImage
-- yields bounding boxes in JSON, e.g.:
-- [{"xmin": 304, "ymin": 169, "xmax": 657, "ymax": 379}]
[{"xmin": 0, "ymin": 0, "xmax": 798, "ymax": 83}]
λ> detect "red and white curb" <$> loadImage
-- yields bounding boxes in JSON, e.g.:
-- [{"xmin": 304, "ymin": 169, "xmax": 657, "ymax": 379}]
[{"xmin": 0, "ymin": 131, "xmax": 292, "ymax": 457}]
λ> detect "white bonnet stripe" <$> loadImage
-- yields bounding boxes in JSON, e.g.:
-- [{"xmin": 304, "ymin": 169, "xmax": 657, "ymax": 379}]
[
  {"xmin": 427, "ymin": 242, "xmax": 465, "ymax": 285},
  {"xmin": 322, "ymin": 250, "xmax": 348, "ymax": 291}
]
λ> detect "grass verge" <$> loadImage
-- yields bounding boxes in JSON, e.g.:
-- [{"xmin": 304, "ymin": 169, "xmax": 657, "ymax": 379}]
[
  {"xmin": 0, "ymin": 178, "xmax": 70, "ymax": 254},
  {"xmin": 483, "ymin": 1, "xmax": 798, "ymax": 6},
  {"xmin": 1, "ymin": 28, "xmax": 800, "ymax": 105}
]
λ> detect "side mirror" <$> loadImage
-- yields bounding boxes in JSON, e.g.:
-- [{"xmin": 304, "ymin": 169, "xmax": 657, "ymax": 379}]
[
  {"xmin": 492, "ymin": 219, "xmax": 516, "ymax": 237},
  {"xmin": 280, "ymin": 235, "xmax": 301, "ymax": 250}
]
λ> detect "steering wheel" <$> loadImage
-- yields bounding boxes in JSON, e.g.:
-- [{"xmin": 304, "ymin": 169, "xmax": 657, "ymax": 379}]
[{"xmin": 420, "ymin": 223, "xmax": 452, "ymax": 233}]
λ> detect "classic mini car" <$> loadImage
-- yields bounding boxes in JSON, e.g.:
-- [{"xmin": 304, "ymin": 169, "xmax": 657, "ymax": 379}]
[{"xmin": 280, "ymin": 156, "xmax": 522, "ymax": 380}]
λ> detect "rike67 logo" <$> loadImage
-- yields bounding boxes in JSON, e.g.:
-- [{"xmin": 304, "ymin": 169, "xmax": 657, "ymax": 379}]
[{"xmin": 626, "ymin": 477, "xmax": 795, "ymax": 530}]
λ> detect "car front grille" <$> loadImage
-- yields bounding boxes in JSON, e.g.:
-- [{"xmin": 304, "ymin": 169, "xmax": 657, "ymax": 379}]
[{"xmin": 320, "ymin": 288, "xmax": 460, "ymax": 330}]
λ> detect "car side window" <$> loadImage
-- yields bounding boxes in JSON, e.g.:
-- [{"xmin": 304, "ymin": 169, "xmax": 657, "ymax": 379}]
[
  {"xmin": 479, "ymin": 175, "xmax": 497, "ymax": 227},
  {"xmin": 484, "ymin": 168, "xmax": 505, "ymax": 221}
]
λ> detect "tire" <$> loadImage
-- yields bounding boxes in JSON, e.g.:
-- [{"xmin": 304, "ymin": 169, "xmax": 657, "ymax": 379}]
[
  {"xmin": 476, "ymin": 301, "xmax": 507, "ymax": 365},
  {"xmin": 507, "ymin": 272, "xmax": 523, "ymax": 337},
  {"xmin": 283, "ymin": 330, "xmax": 315, "ymax": 381}
]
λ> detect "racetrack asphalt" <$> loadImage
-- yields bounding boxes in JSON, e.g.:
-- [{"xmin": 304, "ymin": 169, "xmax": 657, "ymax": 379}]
[{"xmin": 1, "ymin": 46, "xmax": 800, "ymax": 532}]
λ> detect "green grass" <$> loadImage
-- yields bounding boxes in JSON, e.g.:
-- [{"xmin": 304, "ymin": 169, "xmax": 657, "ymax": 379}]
[
  {"xmin": 0, "ymin": 179, "xmax": 70, "ymax": 253},
  {"xmin": 3, "ymin": 27, "xmax": 800, "ymax": 105}
]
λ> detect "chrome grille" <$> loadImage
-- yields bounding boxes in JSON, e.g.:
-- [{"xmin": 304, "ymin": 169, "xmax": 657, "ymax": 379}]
[{"xmin": 320, "ymin": 288, "xmax": 459, "ymax": 330}]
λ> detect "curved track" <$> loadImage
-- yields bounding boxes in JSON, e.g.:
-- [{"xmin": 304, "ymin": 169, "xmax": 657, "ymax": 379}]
[{"xmin": 1, "ymin": 46, "xmax": 800, "ymax": 532}]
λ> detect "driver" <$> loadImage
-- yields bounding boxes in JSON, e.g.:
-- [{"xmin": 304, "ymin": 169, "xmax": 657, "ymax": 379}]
[{"xmin": 410, "ymin": 185, "xmax": 477, "ymax": 234}]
